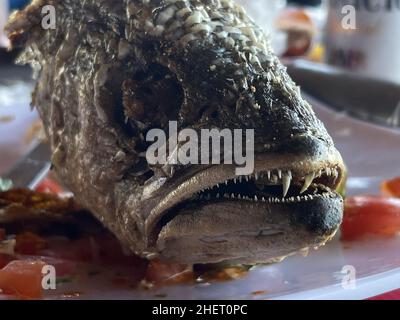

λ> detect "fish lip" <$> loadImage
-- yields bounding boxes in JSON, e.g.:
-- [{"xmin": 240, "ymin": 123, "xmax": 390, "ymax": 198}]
[
  {"xmin": 144, "ymin": 142, "xmax": 345, "ymax": 240},
  {"xmin": 155, "ymin": 193, "xmax": 343, "ymax": 264}
]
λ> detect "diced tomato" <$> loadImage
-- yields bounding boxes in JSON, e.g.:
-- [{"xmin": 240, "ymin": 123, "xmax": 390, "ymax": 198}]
[
  {"xmin": 18, "ymin": 255, "xmax": 77, "ymax": 278},
  {"xmin": 35, "ymin": 178, "xmax": 63, "ymax": 195},
  {"xmin": 15, "ymin": 232, "xmax": 48, "ymax": 255},
  {"xmin": 341, "ymin": 196, "xmax": 400, "ymax": 241},
  {"xmin": 382, "ymin": 177, "xmax": 400, "ymax": 198},
  {"xmin": 0, "ymin": 260, "xmax": 46, "ymax": 299},
  {"xmin": 145, "ymin": 260, "xmax": 194, "ymax": 285}
]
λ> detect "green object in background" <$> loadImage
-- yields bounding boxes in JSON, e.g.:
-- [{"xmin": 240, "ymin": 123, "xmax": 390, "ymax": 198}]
[{"xmin": 0, "ymin": 178, "xmax": 13, "ymax": 192}]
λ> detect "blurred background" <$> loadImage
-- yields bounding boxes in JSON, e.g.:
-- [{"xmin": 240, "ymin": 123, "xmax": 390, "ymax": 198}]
[
  {"xmin": 3, "ymin": 0, "xmax": 329, "ymax": 63},
  {"xmin": 3, "ymin": 0, "xmax": 400, "ymax": 79},
  {"xmin": 1, "ymin": 0, "xmax": 400, "ymax": 174}
]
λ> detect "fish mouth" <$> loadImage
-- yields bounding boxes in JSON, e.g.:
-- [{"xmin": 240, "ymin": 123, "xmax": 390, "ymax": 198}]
[{"xmin": 144, "ymin": 136, "xmax": 345, "ymax": 264}]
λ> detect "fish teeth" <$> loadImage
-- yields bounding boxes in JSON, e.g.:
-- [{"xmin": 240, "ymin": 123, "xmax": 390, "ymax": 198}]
[
  {"xmin": 332, "ymin": 168, "xmax": 339, "ymax": 183},
  {"xmin": 195, "ymin": 166, "xmax": 340, "ymax": 204},
  {"xmin": 282, "ymin": 171, "xmax": 292, "ymax": 197},
  {"xmin": 300, "ymin": 172, "xmax": 315, "ymax": 194}
]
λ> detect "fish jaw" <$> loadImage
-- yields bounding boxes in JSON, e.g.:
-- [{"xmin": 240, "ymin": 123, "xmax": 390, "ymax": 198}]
[
  {"xmin": 138, "ymin": 134, "xmax": 345, "ymax": 264},
  {"xmin": 157, "ymin": 196, "xmax": 343, "ymax": 265}
]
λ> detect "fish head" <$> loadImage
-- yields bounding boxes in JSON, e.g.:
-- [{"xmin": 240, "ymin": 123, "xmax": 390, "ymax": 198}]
[
  {"xmin": 123, "ymin": 1, "xmax": 345, "ymax": 264},
  {"xmin": 6, "ymin": 0, "xmax": 345, "ymax": 264}
]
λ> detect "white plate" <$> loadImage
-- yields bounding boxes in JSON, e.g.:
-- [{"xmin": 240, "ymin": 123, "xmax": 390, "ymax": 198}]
[
  {"xmin": 3, "ymin": 78, "xmax": 400, "ymax": 300},
  {"xmin": 37, "ymin": 95, "xmax": 400, "ymax": 300}
]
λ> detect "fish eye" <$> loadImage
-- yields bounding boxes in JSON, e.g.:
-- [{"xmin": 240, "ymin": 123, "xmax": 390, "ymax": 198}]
[{"xmin": 122, "ymin": 63, "xmax": 184, "ymax": 130}]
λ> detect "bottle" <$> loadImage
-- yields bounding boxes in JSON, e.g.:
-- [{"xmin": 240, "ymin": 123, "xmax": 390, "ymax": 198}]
[
  {"xmin": 276, "ymin": 0, "xmax": 326, "ymax": 59},
  {"xmin": 325, "ymin": 0, "xmax": 400, "ymax": 83}
]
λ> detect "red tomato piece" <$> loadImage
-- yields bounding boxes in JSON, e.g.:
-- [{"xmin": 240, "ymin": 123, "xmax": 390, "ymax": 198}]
[
  {"xmin": 341, "ymin": 196, "xmax": 400, "ymax": 241},
  {"xmin": 19, "ymin": 256, "xmax": 77, "ymax": 278},
  {"xmin": 35, "ymin": 178, "xmax": 63, "ymax": 195},
  {"xmin": 382, "ymin": 177, "xmax": 400, "ymax": 198},
  {"xmin": 0, "ymin": 260, "xmax": 46, "ymax": 299}
]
